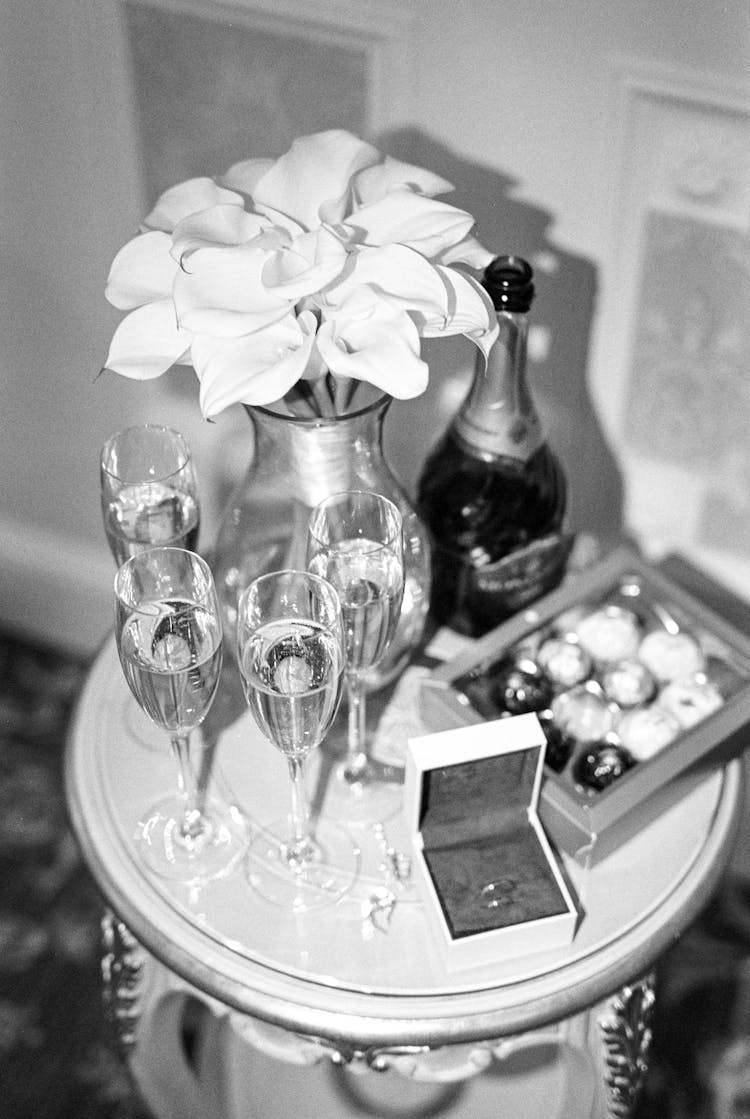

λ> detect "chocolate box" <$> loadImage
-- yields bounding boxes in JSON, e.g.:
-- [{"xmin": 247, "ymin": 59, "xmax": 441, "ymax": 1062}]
[
  {"xmin": 419, "ymin": 547, "xmax": 750, "ymax": 865},
  {"xmin": 404, "ymin": 714, "xmax": 578, "ymax": 971}
]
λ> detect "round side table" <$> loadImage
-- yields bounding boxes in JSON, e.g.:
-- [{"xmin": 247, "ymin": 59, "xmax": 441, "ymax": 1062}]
[{"xmin": 66, "ymin": 639, "xmax": 744, "ymax": 1119}]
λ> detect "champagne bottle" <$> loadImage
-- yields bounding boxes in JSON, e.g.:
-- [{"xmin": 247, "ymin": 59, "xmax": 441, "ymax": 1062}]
[{"xmin": 417, "ymin": 255, "xmax": 572, "ymax": 636}]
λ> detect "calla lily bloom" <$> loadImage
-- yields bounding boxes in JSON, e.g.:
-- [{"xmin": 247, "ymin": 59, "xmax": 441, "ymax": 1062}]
[
  {"xmin": 143, "ymin": 177, "xmax": 244, "ymax": 233},
  {"xmin": 192, "ymin": 313, "xmax": 313, "ymax": 418},
  {"xmin": 103, "ymin": 129, "xmax": 497, "ymax": 418},
  {"xmin": 316, "ymin": 287, "xmax": 428, "ymax": 398}
]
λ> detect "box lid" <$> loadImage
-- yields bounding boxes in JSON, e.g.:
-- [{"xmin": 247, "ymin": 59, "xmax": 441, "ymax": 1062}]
[
  {"xmin": 406, "ymin": 713, "xmax": 547, "ymax": 843},
  {"xmin": 405, "ymin": 715, "xmax": 576, "ymax": 944}
]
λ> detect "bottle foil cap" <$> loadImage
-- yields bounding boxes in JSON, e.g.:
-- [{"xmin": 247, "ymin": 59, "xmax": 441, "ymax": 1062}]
[{"xmin": 483, "ymin": 255, "xmax": 535, "ymax": 312}]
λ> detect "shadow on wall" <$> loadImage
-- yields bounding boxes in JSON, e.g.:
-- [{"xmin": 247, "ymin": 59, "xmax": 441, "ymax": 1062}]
[{"xmin": 377, "ymin": 128, "xmax": 625, "ymax": 548}]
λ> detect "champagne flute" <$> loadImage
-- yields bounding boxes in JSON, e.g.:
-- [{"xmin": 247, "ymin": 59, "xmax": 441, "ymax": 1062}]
[
  {"xmin": 114, "ymin": 547, "xmax": 246, "ymax": 882},
  {"xmin": 101, "ymin": 425, "xmax": 200, "ymax": 566},
  {"xmin": 237, "ymin": 570, "xmax": 359, "ymax": 911},
  {"xmin": 306, "ymin": 491, "xmax": 405, "ymax": 822}
]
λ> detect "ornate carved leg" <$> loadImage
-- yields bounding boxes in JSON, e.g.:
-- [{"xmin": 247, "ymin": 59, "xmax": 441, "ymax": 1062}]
[
  {"xmin": 598, "ymin": 974, "xmax": 656, "ymax": 1118},
  {"xmin": 101, "ymin": 908, "xmax": 146, "ymax": 1055},
  {"xmin": 100, "ymin": 909, "xmax": 235, "ymax": 1119}
]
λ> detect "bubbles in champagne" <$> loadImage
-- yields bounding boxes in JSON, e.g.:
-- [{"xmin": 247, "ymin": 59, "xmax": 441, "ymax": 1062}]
[
  {"xmin": 118, "ymin": 600, "xmax": 222, "ymax": 732},
  {"xmin": 241, "ymin": 620, "xmax": 343, "ymax": 757},
  {"xmin": 311, "ymin": 540, "xmax": 403, "ymax": 674}
]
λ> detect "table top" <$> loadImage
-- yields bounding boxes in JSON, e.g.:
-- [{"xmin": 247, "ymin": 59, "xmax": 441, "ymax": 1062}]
[{"xmin": 65, "ymin": 636, "xmax": 744, "ymax": 1049}]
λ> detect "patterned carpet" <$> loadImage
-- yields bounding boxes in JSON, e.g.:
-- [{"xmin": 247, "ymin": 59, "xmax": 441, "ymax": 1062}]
[
  {"xmin": 2, "ymin": 624, "xmax": 750, "ymax": 1118},
  {"xmin": 0, "ymin": 630, "xmax": 151, "ymax": 1119}
]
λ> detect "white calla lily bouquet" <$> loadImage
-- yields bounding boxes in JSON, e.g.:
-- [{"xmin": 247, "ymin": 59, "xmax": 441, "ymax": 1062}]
[{"xmin": 104, "ymin": 129, "xmax": 497, "ymax": 419}]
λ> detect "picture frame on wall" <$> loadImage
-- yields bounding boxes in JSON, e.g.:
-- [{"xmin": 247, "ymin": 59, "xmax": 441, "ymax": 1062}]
[
  {"xmin": 118, "ymin": 0, "xmax": 415, "ymax": 207},
  {"xmin": 593, "ymin": 61, "xmax": 750, "ymax": 594}
]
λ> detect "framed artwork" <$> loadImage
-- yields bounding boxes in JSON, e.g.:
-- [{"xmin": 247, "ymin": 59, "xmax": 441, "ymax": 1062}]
[
  {"xmin": 119, "ymin": 0, "xmax": 415, "ymax": 206},
  {"xmin": 593, "ymin": 61, "xmax": 750, "ymax": 587}
]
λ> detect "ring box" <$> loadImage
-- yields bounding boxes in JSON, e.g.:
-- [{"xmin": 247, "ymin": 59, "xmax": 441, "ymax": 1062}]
[
  {"xmin": 419, "ymin": 547, "xmax": 750, "ymax": 865},
  {"xmin": 404, "ymin": 714, "xmax": 578, "ymax": 971}
]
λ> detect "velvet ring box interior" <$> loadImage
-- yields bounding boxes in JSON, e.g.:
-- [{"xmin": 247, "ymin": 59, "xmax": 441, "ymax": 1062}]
[{"xmin": 405, "ymin": 713, "xmax": 578, "ymax": 971}]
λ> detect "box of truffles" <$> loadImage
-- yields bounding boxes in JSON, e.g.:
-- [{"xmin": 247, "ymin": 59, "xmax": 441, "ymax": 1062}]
[{"xmin": 420, "ymin": 546, "xmax": 750, "ymax": 864}]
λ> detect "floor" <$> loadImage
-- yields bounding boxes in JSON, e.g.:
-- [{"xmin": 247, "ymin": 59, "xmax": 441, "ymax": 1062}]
[{"xmin": 3, "ymin": 624, "xmax": 750, "ymax": 1118}]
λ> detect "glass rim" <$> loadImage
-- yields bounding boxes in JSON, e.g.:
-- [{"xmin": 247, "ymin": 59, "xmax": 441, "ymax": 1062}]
[
  {"xmin": 307, "ymin": 489, "xmax": 402, "ymax": 550},
  {"xmin": 237, "ymin": 567, "xmax": 342, "ymax": 615},
  {"xmin": 100, "ymin": 423, "xmax": 192, "ymax": 484},
  {"xmin": 113, "ymin": 546, "xmax": 215, "ymax": 612}
]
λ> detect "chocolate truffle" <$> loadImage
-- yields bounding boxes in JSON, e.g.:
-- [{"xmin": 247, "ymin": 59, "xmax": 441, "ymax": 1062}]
[
  {"xmin": 638, "ymin": 629, "xmax": 705, "ymax": 683},
  {"xmin": 617, "ymin": 705, "xmax": 681, "ymax": 761},
  {"xmin": 575, "ymin": 606, "xmax": 641, "ymax": 665},
  {"xmin": 659, "ymin": 673, "xmax": 722, "ymax": 728},
  {"xmin": 551, "ymin": 682, "xmax": 618, "ymax": 744},
  {"xmin": 538, "ymin": 636, "xmax": 591, "ymax": 688},
  {"xmin": 602, "ymin": 658, "xmax": 656, "ymax": 708},
  {"xmin": 573, "ymin": 740, "xmax": 635, "ymax": 792},
  {"xmin": 492, "ymin": 659, "xmax": 553, "ymax": 715}
]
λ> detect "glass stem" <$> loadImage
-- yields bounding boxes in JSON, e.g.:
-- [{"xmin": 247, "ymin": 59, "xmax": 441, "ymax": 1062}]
[
  {"xmin": 170, "ymin": 733, "xmax": 204, "ymax": 842},
  {"xmin": 287, "ymin": 755, "xmax": 311, "ymax": 865},
  {"xmin": 344, "ymin": 674, "xmax": 368, "ymax": 781}
]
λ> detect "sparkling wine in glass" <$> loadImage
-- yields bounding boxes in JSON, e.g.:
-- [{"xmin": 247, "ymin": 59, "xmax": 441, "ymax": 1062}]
[
  {"xmin": 306, "ymin": 491, "xmax": 405, "ymax": 823},
  {"xmin": 237, "ymin": 570, "xmax": 359, "ymax": 911},
  {"xmin": 101, "ymin": 425, "xmax": 200, "ymax": 566},
  {"xmin": 114, "ymin": 547, "xmax": 246, "ymax": 882}
]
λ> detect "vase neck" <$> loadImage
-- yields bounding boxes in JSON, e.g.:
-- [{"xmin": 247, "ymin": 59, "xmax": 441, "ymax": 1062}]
[{"xmin": 247, "ymin": 398, "xmax": 390, "ymax": 509}]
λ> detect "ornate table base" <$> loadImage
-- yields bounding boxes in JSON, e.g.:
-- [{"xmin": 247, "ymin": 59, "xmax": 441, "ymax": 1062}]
[{"xmin": 103, "ymin": 912, "xmax": 654, "ymax": 1119}]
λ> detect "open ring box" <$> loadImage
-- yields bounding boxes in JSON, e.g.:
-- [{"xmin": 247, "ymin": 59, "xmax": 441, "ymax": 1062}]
[
  {"xmin": 404, "ymin": 714, "xmax": 579, "ymax": 971},
  {"xmin": 419, "ymin": 546, "xmax": 750, "ymax": 867}
]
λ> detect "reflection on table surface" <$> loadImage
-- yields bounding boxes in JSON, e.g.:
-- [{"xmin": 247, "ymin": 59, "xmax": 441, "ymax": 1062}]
[{"xmin": 68, "ymin": 637, "xmax": 741, "ymax": 1006}]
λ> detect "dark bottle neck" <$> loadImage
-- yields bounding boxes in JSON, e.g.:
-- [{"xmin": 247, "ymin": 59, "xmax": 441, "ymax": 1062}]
[{"xmin": 453, "ymin": 308, "xmax": 544, "ymax": 462}]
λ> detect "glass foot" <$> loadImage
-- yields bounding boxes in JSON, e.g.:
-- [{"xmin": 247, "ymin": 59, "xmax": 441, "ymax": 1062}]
[
  {"xmin": 309, "ymin": 751, "xmax": 404, "ymax": 826},
  {"xmin": 137, "ymin": 794, "xmax": 248, "ymax": 884},
  {"xmin": 245, "ymin": 816, "xmax": 360, "ymax": 911}
]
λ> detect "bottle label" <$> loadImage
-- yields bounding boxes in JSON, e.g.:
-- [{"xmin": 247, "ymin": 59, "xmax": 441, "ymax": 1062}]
[{"xmin": 467, "ymin": 532, "xmax": 575, "ymax": 619}]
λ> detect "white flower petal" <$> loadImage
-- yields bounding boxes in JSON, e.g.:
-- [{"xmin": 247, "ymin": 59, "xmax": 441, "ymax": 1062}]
[
  {"xmin": 347, "ymin": 189, "xmax": 475, "ymax": 258},
  {"xmin": 261, "ymin": 227, "xmax": 348, "ymax": 301},
  {"xmin": 253, "ymin": 130, "xmax": 380, "ymax": 230},
  {"xmin": 174, "ymin": 245, "xmax": 291, "ymax": 337},
  {"xmin": 171, "ymin": 205, "xmax": 272, "ymax": 263},
  {"xmin": 192, "ymin": 317, "xmax": 313, "ymax": 417},
  {"xmin": 323, "ymin": 244, "xmax": 451, "ymax": 322},
  {"xmin": 437, "ymin": 233, "xmax": 494, "ymax": 271},
  {"xmin": 251, "ymin": 203, "xmax": 306, "ymax": 240},
  {"xmin": 354, "ymin": 157, "xmax": 453, "ymax": 205},
  {"xmin": 418, "ymin": 267, "xmax": 498, "ymax": 359},
  {"xmin": 317, "ymin": 290, "xmax": 428, "ymax": 399},
  {"xmin": 220, "ymin": 157, "xmax": 275, "ymax": 195},
  {"xmin": 143, "ymin": 178, "xmax": 244, "ymax": 233},
  {"xmin": 104, "ymin": 300, "xmax": 190, "ymax": 380},
  {"xmin": 105, "ymin": 231, "xmax": 176, "ymax": 310}
]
